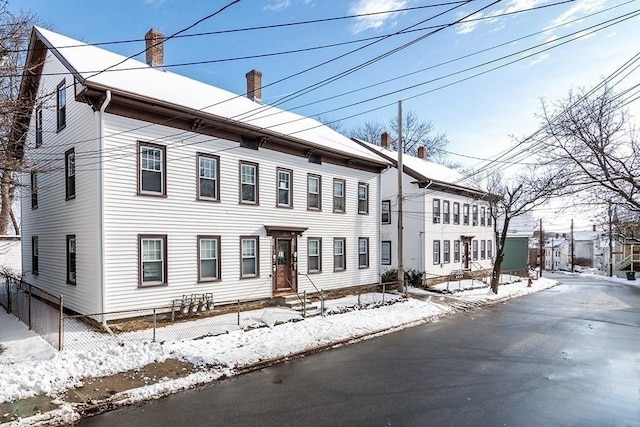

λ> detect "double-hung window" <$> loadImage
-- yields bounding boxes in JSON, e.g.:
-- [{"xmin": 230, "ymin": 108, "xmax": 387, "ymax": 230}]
[
  {"xmin": 481, "ymin": 207, "xmax": 486, "ymax": 226},
  {"xmin": 56, "ymin": 80, "xmax": 66, "ymax": 131},
  {"xmin": 443, "ymin": 201, "xmax": 450, "ymax": 224},
  {"xmin": 198, "ymin": 154, "xmax": 219, "ymax": 201},
  {"xmin": 333, "ymin": 238, "xmax": 346, "ymax": 271},
  {"xmin": 307, "ymin": 174, "xmax": 321, "ymax": 210},
  {"xmin": 308, "ymin": 238, "xmax": 321, "ymax": 273},
  {"xmin": 472, "ymin": 240, "xmax": 478, "ymax": 260},
  {"xmin": 358, "ymin": 183, "xmax": 369, "ymax": 214},
  {"xmin": 198, "ymin": 236, "xmax": 220, "ymax": 281},
  {"xmin": 443, "ymin": 240, "xmax": 450, "ymax": 263},
  {"xmin": 241, "ymin": 237, "xmax": 259, "ymax": 278},
  {"xmin": 453, "ymin": 202, "xmax": 460, "ymax": 224},
  {"xmin": 381, "ymin": 241, "xmax": 391, "ymax": 265},
  {"xmin": 487, "ymin": 240, "xmax": 493, "ymax": 258},
  {"xmin": 65, "ymin": 148, "xmax": 75, "ymax": 200},
  {"xmin": 463, "ymin": 204, "xmax": 470, "ymax": 225},
  {"xmin": 472, "ymin": 205, "xmax": 478, "ymax": 226},
  {"xmin": 139, "ymin": 235, "xmax": 167, "ymax": 286},
  {"xmin": 32, "ymin": 236, "xmax": 39, "ymax": 275},
  {"xmin": 488, "ymin": 207, "xmax": 493, "ymax": 227},
  {"xmin": 30, "ymin": 171, "xmax": 37, "ymax": 209},
  {"xmin": 66, "ymin": 235, "xmax": 76, "ymax": 285},
  {"xmin": 358, "ymin": 237, "xmax": 369, "ymax": 268},
  {"xmin": 454, "ymin": 240, "xmax": 460, "ymax": 263},
  {"xmin": 433, "ymin": 199, "xmax": 441, "ymax": 223},
  {"xmin": 240, "ymin": 161, "xmax": 258, "ymax": 204},
  {"xmin": 277, "ymin": 168, "xmax": 292, "ymax": 207},
  {"xmin": 433, "ymin": 240, "xmax": 440, "ymax": 264},
  {"xmin": 481, "ymin": 240, "xmax": 486, "ymax": 259},
  {"xmin": 333, "ymin": 179, "xmax": 345, "ymax": 213},
  {"xmin": 139, "ymin": 143, "xmax": 165, "ymax": 195},
  {"xmin": 381, "ymin": 200, "xmax": 391, "ymax": 224},
  {"xmin": 35, "ymin": 105, "xmax": 43, "ymax": 147}
]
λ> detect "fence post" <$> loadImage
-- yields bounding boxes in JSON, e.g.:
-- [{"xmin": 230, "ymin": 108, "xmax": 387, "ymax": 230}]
[
  {"xmin": 302, "ymin": 290, "xmax": 306, "ymax": 318},
  {"xmin": 382, "ymin": 282, "xmax": 386, "ymax": 304},
  {"xmin": 237, "ymin": 299, "xmax": 240, "ymax": 326},
  {"xmin": 28, "ymin": 283, "xmax": 32, "ymax": 330},
  {"xmin": 58, "ymin": 295, "xmax": 64, "ymax": 351},
  {"xmin": 320, "ymin": 289, "xmax": 324, "ymax": 317},
  {"xmin": 152, "ymin": 308, "xmax": 157, "ymax": 343}
]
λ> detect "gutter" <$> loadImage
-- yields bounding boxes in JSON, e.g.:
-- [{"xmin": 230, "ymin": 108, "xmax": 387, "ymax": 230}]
[{"xmin": 97, "ymin": 90, "xmax": 111, "ymax": 321}]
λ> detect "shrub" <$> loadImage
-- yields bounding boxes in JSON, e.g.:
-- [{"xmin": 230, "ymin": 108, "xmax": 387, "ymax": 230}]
[
  {"xmin": 405, "ymin": 269, "xmax": 425, "ymax": 287},
  {"xmin": 380, "ymin": 268, "xmax": 398, "ymax": 283}
]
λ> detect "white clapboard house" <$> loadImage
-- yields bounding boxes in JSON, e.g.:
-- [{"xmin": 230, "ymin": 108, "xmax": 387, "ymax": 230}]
[
  {"xmin": 355, "ymin": 134, "xmax": 495, "ymax": 282},
  {"xmin": 15, "ymin": 27, "xmax": 389, "ymax": 315}
]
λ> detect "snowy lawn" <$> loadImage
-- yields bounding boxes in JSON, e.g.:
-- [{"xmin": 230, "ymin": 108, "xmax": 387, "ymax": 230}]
[{"xmin": 0, "ymin": 276, "xmax": 563, "ymax": 425}]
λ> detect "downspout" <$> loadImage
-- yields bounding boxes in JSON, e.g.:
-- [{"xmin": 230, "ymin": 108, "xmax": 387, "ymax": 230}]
[{"xmin": 97, "ymin": 90, "xmax": 111, "ymax": 323}]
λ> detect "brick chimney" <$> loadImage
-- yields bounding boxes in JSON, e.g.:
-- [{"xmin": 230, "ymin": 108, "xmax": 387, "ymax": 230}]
[
  {"xmin": 380, "ymin": 132, "xmax": 390, "ymax": 149},
  {"xmin": 246, "ymin": 69, "xmax": 262, "ymax": 103},
  {"xmin": 417, "ymin": 146, "xmax": 427, "ymax": 160},
  {"xmin": 145, "ymin": 29, "xmax": 164, "ymax": 68}
]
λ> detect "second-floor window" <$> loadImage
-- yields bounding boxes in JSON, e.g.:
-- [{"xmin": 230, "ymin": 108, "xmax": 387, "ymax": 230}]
[
  {"xmin": 32, "ymin": 236, "xmax": 38, "ymax": 275},
  {"xmin": 463, "ymin": 204, "xmax": 470, "ymax": 225},
  {"xmin": 307, "ymin": 174, "xmax": 321, "ymax": 210},
  {"xmin": 240, "ymin": 161, "xmax": 258, "ymax": 204},
  {"xmin": 35, "ymin": 105, "xmax": 43, "ymax": 147},
  {"xmin": 139, "ymin": 143, "xmax": 165, "ymax": 195},
  {"xmin": 198, "ymin": 154, "xmax": 219, "ymax": 201},
  {"xmin": 65, "ymin": 148, "xmax": 75, "ymax": 200},
  {"xmin": 333, "ymin": 179, "xmax": 345, "ymax": 213},
  {"xmin": 56, "ymin": 81, "xmax": 66, "ymax": 131},
  {"xmin": 358, "ymin": 183, "xmax": 369, "ymax": 214},
  {"xmin": 488, "ymin": 206, "xmax": 493, "ymax": 227},
  {"xmin": 481, "ymin": 207, "xmax": 486, "ymax": 226},
  {"xmin": 443, "ymin": 200, "xmax": 450, "ymax": 224},
  {"xmin": 453, "ymin": 202, "xmax": 460, "ymax": 224},
  {"xmin": 472, "ymin": 205, "xmax": 478, "ymax": 226},
  {"xmin": 433, "ymin": 199, "xmax": 441, "ymax": 223},
  {"xmin": 67, "ymin": 235, "xmax": 76, "ymax": 285},
  {"xmin": 30, "ymin": 171, "xmax": 37, "ymax": 209},
  {"xmin": 381, "ymin": 200, "xmax": 391, "ymax": 224},
  {"xmin": 277, "ymin": 168, "xmax": 292, "ymax": 207}
]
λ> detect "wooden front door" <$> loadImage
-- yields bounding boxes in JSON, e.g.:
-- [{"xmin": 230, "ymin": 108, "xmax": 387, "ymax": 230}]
[
  {"xmin": 274, "ymin": 238, "xmax": 295, "ymax": 291},
  {"xmin": 463, "ymin": 241, "xmax": 471, "ymax": 270}
]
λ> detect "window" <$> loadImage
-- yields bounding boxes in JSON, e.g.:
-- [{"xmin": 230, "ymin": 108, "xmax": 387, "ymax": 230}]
[
  {"xmin": 433, "ymin": 199, "xmax": 441, "ymax": 223},
  {"xmin": 472, "ymin": 240, "xmax": 478, "ymax": 260},
  {"xmin": 35, "ymin": 105, "xmax": 43, "ymax": 147},
  {"xmin": 481, "ymin": 240, "xmax": 486, "ymax": 260},
  {"xmin": 472, "ymin": 205, "xmax": 478, "ymax": 226},
  {"xmin": 56, "ymin": 81, "xmax": 66, "ymax": 131},
  {"xmin": 453, "ymin": 202, "xmax": 460, "ymax": 225},
  {"xmin": 463, "ymin": 204, "xmax": 469, "ymax": 225},
  {"xmin": 198, "ymin": 154, "xmax": 219, "ymax": 201},
  {"xmin": 30, "ymin": 171, "xmax": 37, "ymax": 209},
  {"xmin": 139, "ymin": 235, "xmax": 167, "ymax": 286},
  {"xmin": 240, "ymin": 236, "xmax": 259, "ymax": 278},
  {"xmin": 307, "ymin": 174, "xmax": 321, "ymax": 210},
  {"xmin": 240, "ymin": 161, "xmax": 258, "ymax": 204},
  {"xmin": 487, "ymin": 240, "xmax": 493, "ymax": 258},
  {"xmin": 358, "ymin": 183, "xmax": 369, "ymax": 214},
  {"xmin": 198, "ymin": 236, "xmax": 220, "ymax": 281},
  {"xmin": 381, "ymin": 200, "xmax": 391, "ymax": 224},
  {"xmin": 443, "ymin": 200, "xmax": 450, "ymax": 224},
  {"xmin": 488, "ymin": 207, "xmax": 493, "ymax": 227},
  {"xmin": 277, "ymin": 168, "xmax": 292, "ymax": 207},
  {"xmin": 358, "ymin": 237, "xmax": 369, "ymax": 268},
  {"xmin": 66, "ymin": 235, "xmax": 76, "ymax": 285},
  {"xmin": 381, "ymin": 241, "xmax": 391, "ymax": 265},
  {"xmin": 333, "ymin": 238, "xmax": 346, "ymax": 271},
  {"xmin": 433, "ymin": 240, "xmax": 440, "ymax": 264},
  {"xmin": 481, "ymin": 207, "xmax": 486, "ymax": 226},
  {"xmin": 333, "ymin": 179, "xmax": 345, "ymax": 213},
  {"xmin": 32, "ymin": 236, "xmax": 38, "ymax": 275},
  {"xmin": 308, "ymin": 238, "xmax": 322, "ymax": 273},
  {"xmin": 454, "ymin": 240, "xmax": 460, "ymax": 263},
  {"xmin": 139, "ymin": 143, "xmax": 166, "ymax": 195},
  {"xmin": 65, "ymin": 148, "xmax": 75, "ymax": 200},
  {"xmin": 443, "ymin": 240, "xmax": 450, "ymax": 263}
]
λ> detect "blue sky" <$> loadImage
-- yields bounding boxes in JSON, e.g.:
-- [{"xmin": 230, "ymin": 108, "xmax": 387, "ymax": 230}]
[{"xmin": 9, "ymin": 0, "xmax": 640, "ymax": 231}]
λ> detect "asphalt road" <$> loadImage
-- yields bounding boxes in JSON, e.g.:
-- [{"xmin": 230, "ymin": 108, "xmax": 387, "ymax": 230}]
[{"xmin": 77, "ymin": 273, "xmax": 640, "ymax": 426}]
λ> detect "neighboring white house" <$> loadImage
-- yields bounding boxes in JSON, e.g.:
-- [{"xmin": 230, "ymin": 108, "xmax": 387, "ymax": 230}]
[
  {"xmin": 0, "ymin": 236, "xmax": 21, "ymax": 275},
  {"xmin": 544, "ymin": 237, "xmax": 570, "ymax": 271},
  {"xmin": 15, "ymin": 27, "xmax": 389, "ymax": 315},
  {"xmin": 354, "ymin": 134, "xmax": 495, "ymax": 281}
]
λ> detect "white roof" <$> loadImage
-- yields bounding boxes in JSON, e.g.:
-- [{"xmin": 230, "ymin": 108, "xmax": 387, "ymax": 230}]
[{"xmin": 35, "ymin": 27, "xmax": 385, "ymax": 164}]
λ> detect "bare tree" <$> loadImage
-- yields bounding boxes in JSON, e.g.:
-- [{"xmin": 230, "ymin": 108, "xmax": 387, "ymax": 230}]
[
  {"xmin": 1, "ymin": 7, "xmax": 41, "ymax": 235},
  {"xmin": 350, "ymin": 119, "xmax": 386, "ymax": 147},
  {"xmin": 535, "ymin": 85, "xmax": 640, "ymax": 214},
  {"xmin": 488, "ymin": 166, "xmax": 570, "ymax": 293}
]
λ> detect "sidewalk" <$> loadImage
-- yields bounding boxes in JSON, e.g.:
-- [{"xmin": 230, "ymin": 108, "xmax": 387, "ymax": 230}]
[{"xmin": 1, "ymin": 276, "xmax": 559, "ymax": 426}]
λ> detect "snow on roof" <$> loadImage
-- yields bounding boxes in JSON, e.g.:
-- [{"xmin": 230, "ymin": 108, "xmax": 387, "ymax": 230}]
[{"xmin": 34, "ymin": 27, "xmax": 386, "ymax": 165}]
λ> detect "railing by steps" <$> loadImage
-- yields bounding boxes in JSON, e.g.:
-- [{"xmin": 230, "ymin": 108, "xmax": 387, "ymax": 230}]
[{"xmin": 615, "ymin": 254, "xmax": 640, "ymax": 270}]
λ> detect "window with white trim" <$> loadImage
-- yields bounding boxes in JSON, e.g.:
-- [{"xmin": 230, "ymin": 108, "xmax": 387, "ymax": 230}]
[
  {"xmin": 333, "ymin": 179, "xmax": 345, "ymax": 213},
  {"xmin": 381, "ymin": 200, "xmax": 391, "ymax": 224},
  {"xmin": 463, "ymin": 204, "xmax": 470, "ymax": 225},
  {"xmin": 140, "ymin": 235, "xmax": 167, "ymax": 286},
  {"xmin": 198, "ymin": 154, "xmax": 219, "ymax": 201},
  {"xmin": 487, "ymin": 240, "xmax": 493, "ymax": 258},
  {"xmin": 358, "ymin": 183, "xmax": 369, "ymax": 214},
  {"xmin": 443, "ymin": 240, "xmax": 450, "ymax": 263},
  {"xmin": 481, "ymin": 207, "xmax": 486, "ymax": 226},
  {"xmin": 481, "ymin": 240, "xmax": 486, "ymax": 259},
  {"xmin": 241, "ymin": 237, "xmax": 259, "ymax": 277},
  {"xmin": 65, "ymin": 148, "xmax": 75, "ymax": 200},
  {"xmin": 334, "ymin": 238, "xmax": 345, "ymax": 271},
  {"xmin": 277, "ymin": 168, "xmax": 292, "ymax": 207},
  {"xmin": 443, "ymin": 200, "xmax": 450, "ymax": 224},
  {"xmin": 472, "ymin": 205, "xmax": 478, "ymax": 226},
  {"xmin": 240, "ymin": 161, "xmax": 258, "ymax": 204},
  {"xmin": 433, "ymin": 199, "xmax": 441, "ymax": 223},
  {"xmin": 307, "ymin": 174, "xmax": 321, "ymax": 210},
  {"xmin": 199, "ymin": 236, "xmax": 220, "ymax": 281},
  {"xmin": 381, "ymin": 241, "xmax": 391, "ymax": 265},
  {"xmin": 35, "ymin": 105, "xmax": 43, "ymax": 147},
  {"xmin": 433, "ymin": 240, "xmax": 440, "ymax": 264},
  {"xmin": 308, "ymin": 238, "xmax": 321, "ymax": 273},
  {"xmin": 454, "ymin": 240, "xmax": 460, "ymax": 263},
  {"xmin": 358, "ymin": 237, "xmax": 369, "ymax": 268},
  {"xmin": 472, "ymin": 240, "xmax": 478, "ymax": 260},
  {"xmin": 139, "ymin": 143, "xmax": 165, "ymax": 195},
  {"xmin": 453, "ymin": 202, "xmax": 460, "ymax": 224}
]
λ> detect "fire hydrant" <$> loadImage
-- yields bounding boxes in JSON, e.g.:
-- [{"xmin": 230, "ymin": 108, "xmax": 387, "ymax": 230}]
[{"xmin": 527, "ymin": 277, "xmax": 533, "ymax": 287}]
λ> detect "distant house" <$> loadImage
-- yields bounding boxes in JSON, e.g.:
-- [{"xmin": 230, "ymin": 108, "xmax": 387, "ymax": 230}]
[
  {"xmin": 15, "ymin": 27, "xmax": 389, "ymax": 315},
  {"xmin": 354, "ymin": 134, "xmax": 495, "ymax": 283},
  {"xmin": 544, "ymin": 236, "xmax": 570, "ymax": 271}
]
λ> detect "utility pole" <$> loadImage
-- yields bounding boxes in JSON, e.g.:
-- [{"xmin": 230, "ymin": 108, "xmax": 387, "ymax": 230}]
[
  {"xmin": 608, "ymin": 201, "xmax": 613, "ymax": 277},
  {"xmin": 571, "ymin": 218, "xmax": 575, "ymax": 272},
  {"xmin": 551, "ymin": 237, "xmax": 555, "ymax": 272},
  {"xmin": 397, "ymin": 100, "xmax": 405, "ymax": 293},
  {"xmin": 539, "ymin": 218, "xmax": 544, "ymax": 277}
]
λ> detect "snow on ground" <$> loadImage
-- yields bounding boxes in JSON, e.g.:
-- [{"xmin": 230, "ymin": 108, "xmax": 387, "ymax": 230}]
[{"xmin": 0, "ymin": 275, "xmax": 566, "ymax": 424}]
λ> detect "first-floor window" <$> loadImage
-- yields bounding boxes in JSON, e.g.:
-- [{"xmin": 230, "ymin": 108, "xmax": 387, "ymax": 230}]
[
  {"xmin": 381, "ymin": 241, "xmax": 391, "ymax": 265},
  {"xmin": 433, "ymin": 240, "xmax": 440, "ymax": 264},
  {"xmin": 454, "ymin": 240, "xmax": 460, "ymax": 263},
  {"xmin": 472, "ymin": 240, "xmax": 478, "ymax": 260},
  {"xmin": 199, "ymin": 236, "xmax": 220, "ymax": 281},
  {"xmin": 65, "ymin": 148, "xmax": 76, "ymax": 200},
  {"xmin": 32, "ymin": 236, "xmax": 39, "ymax": 275},
  {"xmin": 443, "ymin": 240, "xmax": 450, "ymax": 263},
  {"xmin": 139, "ymin": 235, "xmax": 167, "ymax": 286},
  {"xmin": 308, "ymin": 238, "xmax": 321, "ymax": 273},
  {"xmin": 481, "ymin": 240, "xmax": 486, "ymax": 259},
  {"xmin": 488, "ymin": 240, "xmax": 493, "ymax": 259},
  {"xmin": 66, "ymin": 235, "xmax": 76, "ymax": 285},
  {"xmin": 358, "ymin": 237, "xmax": 369, "ymax": 268},
  {"xmin": 241, "ymin": 237, "xmax": 259, "ymax": 277},
  {"xmin": 334, "ymin": 238, "xmax": 345, "ymax": 271}
]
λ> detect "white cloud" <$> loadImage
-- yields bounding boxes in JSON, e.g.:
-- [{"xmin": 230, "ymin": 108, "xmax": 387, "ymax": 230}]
[
  {"xmin": 263, "ymin": 0, "xmax": 291, "ymax": 11},
  {"xmin": 144, "ymin": 0, "xmax": 166, "ymax": 5},
  {"xmin": 529, "ymin": 52, "xmax": 550, "ymax": 66},
  {"xmin": 349, "ymin": 0, "xmax": 409, "ymax": 34},
  {"xmin": 455, "ymin": 0, "xmax": 546, "ymax": 35},
  {"xmin": 549, "ymin": 0, "xmax": 605, "ymax": 27}
]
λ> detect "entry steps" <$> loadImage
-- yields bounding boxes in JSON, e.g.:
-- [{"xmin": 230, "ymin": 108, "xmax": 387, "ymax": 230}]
[{"xmin": 276, "ymin": 294, "xmax": 321, "ymax": 317}]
